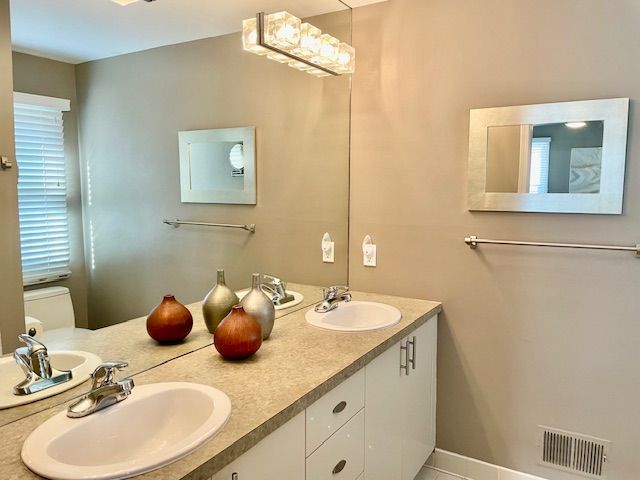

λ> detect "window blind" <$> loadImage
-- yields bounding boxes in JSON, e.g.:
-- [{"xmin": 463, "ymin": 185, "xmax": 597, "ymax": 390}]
[
  {"xmin": 529, "ymin": 137, "xmax": 551, "ymax": 194},
  {"xmin": 13, "ymin": 93, "xmax": 72, "ymax": 286}
]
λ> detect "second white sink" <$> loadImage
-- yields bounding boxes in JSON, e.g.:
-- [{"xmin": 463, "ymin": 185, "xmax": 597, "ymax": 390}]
[
  {"xmin": 22, "ymin": 382, "xmax": 232, "ymax": 480},
  {"xmin": 0, "ymin": 351, "xmax": 102, "ymax": 409},
  {"xmin": 306, "ymin": 301, "xmax": 401, "ymax": 332}
]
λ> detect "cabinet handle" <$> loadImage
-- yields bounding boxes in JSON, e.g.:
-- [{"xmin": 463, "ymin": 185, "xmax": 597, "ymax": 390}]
[
  {"xmin": 400, "ymin": 341, "xmax": 409, "ymax": 375},
  {"xmin": 333, "ymin": 400, "xmax": 347, "ymax": 414},
  {"xmin": 409, "ymin": 336, "xmax": 416, "ymax": 370},
  {"xmin": 332, "ymin": 459, "xmax": 347, "ymax": 474}
]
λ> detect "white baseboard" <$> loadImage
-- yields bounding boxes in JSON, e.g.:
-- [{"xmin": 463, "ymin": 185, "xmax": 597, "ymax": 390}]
[{"xmin": 427, "ymin": 449, "xmax": 549, "ymax": 480}]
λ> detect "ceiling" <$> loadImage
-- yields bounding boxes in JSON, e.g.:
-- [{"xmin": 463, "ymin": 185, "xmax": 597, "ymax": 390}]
[{"xmin": 10, "ymin": 0, "xmax": 376, "ymax": 64}]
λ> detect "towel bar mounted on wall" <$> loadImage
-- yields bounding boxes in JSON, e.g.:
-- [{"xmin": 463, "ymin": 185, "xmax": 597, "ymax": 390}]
[
  {"xmin": 465, "ymin": 235, "xmax": 640, "ymax": 257},
  {"xmin": 163, "ymin": 219, "xmax": 256, "ymax": 233}
]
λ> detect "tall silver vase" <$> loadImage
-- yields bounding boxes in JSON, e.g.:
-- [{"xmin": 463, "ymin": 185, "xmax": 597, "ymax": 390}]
[
  {"xmin": 240, "ymin": 273, "xmax": 276, "ymax": 340},
  {"xmin": 202, "ymin": 269, "xmax": 239, "ymax": 333}
]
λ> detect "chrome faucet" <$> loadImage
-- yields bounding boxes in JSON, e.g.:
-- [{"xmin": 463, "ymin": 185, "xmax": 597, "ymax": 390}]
[
  {"xmin": 13, "ymin": 334, "xmax": 73, "ymax": 396},
  {"xmin": 314, "ymin": 286, "xmax": 352, "ymax": 313},
  {"xmin": 67, "ymin": 361, "xmax": 134, "ymax": 418},
  {"xmin": 261, "ymin": 274, "xmax": 295, "ymax": 306}
]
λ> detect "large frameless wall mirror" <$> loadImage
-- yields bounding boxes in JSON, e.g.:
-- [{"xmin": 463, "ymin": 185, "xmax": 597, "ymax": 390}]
[
  {"xmin": 468, "ymin": 98, "xmax": 629, "ymax": 214},
  {"xmin": 1, "ymin": 0, "xmax": 351, "ymax": 426}
]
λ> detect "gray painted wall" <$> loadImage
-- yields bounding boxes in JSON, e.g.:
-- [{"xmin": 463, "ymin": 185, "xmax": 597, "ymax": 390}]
[
  {"xmin": 0, "ymin": 0, "xmax": 25, "ymax": 353},
  {"xmin": 12, "ymin": 52, "xmax": 89, "ymax": 328},
  {"xmin": 349, "ymin": 1, "xmax": 639, "ymax": 479}
]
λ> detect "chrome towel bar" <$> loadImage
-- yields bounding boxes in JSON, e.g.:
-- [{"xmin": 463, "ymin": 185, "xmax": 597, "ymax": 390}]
[
  {"xmin": 465, "ymin": 235, "xmax": 640, "ymax": 257},
  {"xmin": 163, "ymin": 219, "xmax": 256, "ymax": 233}
]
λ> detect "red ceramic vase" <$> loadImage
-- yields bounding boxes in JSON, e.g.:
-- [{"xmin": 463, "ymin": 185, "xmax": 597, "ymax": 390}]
[
  {"xmin": 146, "ymin": 294, "xmax": 193, "ymax": 343},
  {"xmin": 214, "ymin": 305, "xmax": 262, "ymax": 360}
]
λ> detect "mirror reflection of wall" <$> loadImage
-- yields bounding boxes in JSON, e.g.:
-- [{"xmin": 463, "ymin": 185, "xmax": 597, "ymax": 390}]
[{"xmin": 486, "ymin": 121, "xmax": 604, "ymax": 194}]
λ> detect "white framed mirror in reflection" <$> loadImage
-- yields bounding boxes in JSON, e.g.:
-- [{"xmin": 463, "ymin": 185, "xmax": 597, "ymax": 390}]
[
  {"xmin": 0, "ymin": 0, "xmax": 352, "ymax": 425},
  {"xmin": 468, "ymin": 98, "xmax": 629, "ymax": 214},
  {"xmin": 179, "ymin": 127, "xmax": 256, "ymax": 204}
]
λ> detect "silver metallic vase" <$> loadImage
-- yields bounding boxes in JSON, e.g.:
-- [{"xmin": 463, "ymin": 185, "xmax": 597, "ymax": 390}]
[
  {"xmin": 240, "ymin": 273, "xmax": 276, "ymax": 340},
  {"xmin": 202, "ymin": 269, "xmax": 239, "ymax": 333}
]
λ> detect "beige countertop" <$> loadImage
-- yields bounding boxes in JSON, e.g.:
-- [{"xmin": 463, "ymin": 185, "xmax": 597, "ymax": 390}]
[
  {"xmin": 0, "ymin": 289, "xmax": 441, "ymax": 480},
  {"xmin": 0, "ymin": 283, "xmax": 323, "ymax": 427}
]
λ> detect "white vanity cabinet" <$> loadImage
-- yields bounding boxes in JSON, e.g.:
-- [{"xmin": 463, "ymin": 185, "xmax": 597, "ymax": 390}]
[
  {"xmin": 364, "ymin": 316, "xmax": 438, "ymax": 480},
  {"xmin": 211, "ymin": 412, "xmax": 306, "ymax": 480},
  {"xmin": 212, "ymin": 314, "xmax": 437, "ymax": 480}
]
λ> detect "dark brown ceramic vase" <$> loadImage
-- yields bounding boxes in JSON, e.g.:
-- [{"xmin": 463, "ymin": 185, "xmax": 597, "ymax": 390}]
[
  {"xmin": 213, "ymin": 305, "xmax": 262, "ymax": 360},
  {"xmin": 146, "ymin": 294, "xmax": 193, "ymax": 343}
]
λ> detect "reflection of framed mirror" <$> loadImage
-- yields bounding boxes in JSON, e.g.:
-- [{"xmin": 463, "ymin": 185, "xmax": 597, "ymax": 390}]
[
  {"xmin": 179, "ymin": 127, "xmax": 256, "ymax": 204},
  {"xmin": 468, "ymin": 98, "xmax": 629, "ymax": 214}
]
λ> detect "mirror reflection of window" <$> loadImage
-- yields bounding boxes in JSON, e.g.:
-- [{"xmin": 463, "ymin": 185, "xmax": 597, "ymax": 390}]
[
  {"xmin": 529, "ymin": 137, "xmax": 550, "ymax": 194},
  {"xmin": 485, "ymin": 121, "xmax": 604, "ymax": 194}
]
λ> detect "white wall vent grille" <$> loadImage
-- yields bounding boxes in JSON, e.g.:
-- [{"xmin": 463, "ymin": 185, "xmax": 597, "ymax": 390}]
[{"xmin": 538, "ymin": 426, "xmax": 610, "ymax": 478}]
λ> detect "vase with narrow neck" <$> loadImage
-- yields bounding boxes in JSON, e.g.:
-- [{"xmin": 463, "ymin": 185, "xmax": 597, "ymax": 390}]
[
  {"xmin": 240, "ymin": 273, "xmax": 276, "ymax": 340},
  {"xmin": 203, "ymin": 270, "xmax": 240, "ymax": 333},
  {"xmin": 146, "ymin": 295, "xmax": 193, "ymax": 344}
]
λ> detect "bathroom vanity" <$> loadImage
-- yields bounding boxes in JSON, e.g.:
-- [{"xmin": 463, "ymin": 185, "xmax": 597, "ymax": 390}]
[{"xmin": 0, "ymin": 289, "xmax": 440, "ymax": 480}]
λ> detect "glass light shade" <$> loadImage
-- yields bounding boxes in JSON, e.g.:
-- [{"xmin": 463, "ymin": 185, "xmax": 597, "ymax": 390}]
[
  {"xmin": 111, "ymin": 0, "xmax": 139, "ymax": 4},
  {"xmin": 335, "ymin": 43, "xmax": 356, "ymax": 74},
  {"xmin": 242, "ymin": 18, "xmax": 268, "ymax": 56},
  {"xmin": 288, "ymin": 60, "xmax": 314, "ymax": 72},
  {"xmin": 267, "ymin": 51, "xmax": 291, "ymax": 63},
  {"xmin": 307, "ymin": 68, "xmax": 331, "ymax": 78},
  {"xmin": 316, "ymin": 34, "xmax": 340, "ymax": 67},
  {"xmin": 292, "ymin": 23, "xmax": 322, "ymax": 59},
  {"xmin": 265, "ymin": 11, "xmax": 301, "ymax": 51}
]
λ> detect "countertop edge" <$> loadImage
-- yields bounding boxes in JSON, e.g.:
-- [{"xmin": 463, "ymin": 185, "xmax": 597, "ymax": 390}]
[{"xmin": 183, "ymin": 302, "xmax": 442, "ymax": 480}]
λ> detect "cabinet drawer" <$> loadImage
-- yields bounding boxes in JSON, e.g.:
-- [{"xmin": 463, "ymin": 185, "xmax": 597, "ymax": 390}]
[
  {"xmin": 306, "ymin": 409, "xmax": 364, "ymax": 480},
  {"xmin": 307, "ymin": 369, "xmax": 365, "ymax": 454}
]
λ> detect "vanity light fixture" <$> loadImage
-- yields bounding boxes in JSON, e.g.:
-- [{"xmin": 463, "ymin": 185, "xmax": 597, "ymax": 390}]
[
  {"xmin": 242, "ymin": 12, "xmax": 355, "ymax": 77},
  {"xmin": 565, "ymin": 121, "xmax": 587, "ymax": 129}
]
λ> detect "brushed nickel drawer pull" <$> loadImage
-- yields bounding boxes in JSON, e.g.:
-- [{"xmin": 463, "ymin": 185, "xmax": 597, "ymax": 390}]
[
  {"xmin": 332, "ymin": 459, "xmax": 347, "ymax": 474},
  {"xmin": 333, "ymin": 401, "xmax": 347, "ymax": 414},
  {"xmin": 409, "ymin": 335, "xmax": 417, "ymax": 369},
  {"xmin": 400, "ymin": 342, "xmax": 409, "ymax": 375}
]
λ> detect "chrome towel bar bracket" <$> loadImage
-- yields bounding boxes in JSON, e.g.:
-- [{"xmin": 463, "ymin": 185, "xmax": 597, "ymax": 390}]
[
  {"xmin": 163, "ymin": 219, "xmax": 256, "ymax": 233},
  {"xmin": 465, "ymin": 235, "xmax": 640, "ymax": 257}
]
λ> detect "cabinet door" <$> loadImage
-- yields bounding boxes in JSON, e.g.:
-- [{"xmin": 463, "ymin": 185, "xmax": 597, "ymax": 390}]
[
  {"xmin": 401, "ymin": 316, "xmax": 438, "ymax": 480},
  {"xmin": 364, "ymin": 338, "xmax": 403, "ymax": 480},
  {"xmin": 212, "ymin": 412, "xmax": 305, "ymax": 480}
]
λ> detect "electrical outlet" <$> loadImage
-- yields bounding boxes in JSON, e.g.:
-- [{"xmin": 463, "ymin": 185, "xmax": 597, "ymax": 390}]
[{"xmin": 323, "ymin": 242, "xmax": 335, "ymax": 263}]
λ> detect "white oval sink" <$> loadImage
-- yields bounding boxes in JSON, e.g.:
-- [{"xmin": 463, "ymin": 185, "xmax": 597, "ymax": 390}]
[
  {"xmin": 306, "ymin": 301, "xmax": 401, "ymax": 332},
  {"xmin": 236, "ymin": 288, "xmax": 304, "ymax": 310},
  {"xmin": 22, "ymin": 382, "xmax": 231, "ymax": 480},
  {"xmin": 0, "ymin": 351, "xmax": 102, "ymax": 409}
]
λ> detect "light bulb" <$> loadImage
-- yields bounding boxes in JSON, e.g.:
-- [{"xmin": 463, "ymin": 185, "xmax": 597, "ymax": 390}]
[
  {"xmin": 293, "ymin": 23, "xmax": 322, "ymax": 60},
  {"xmin": 265, "ymin": 11, "xmax": 301, "ymax": 52},
  {"xmin": 111, "ymin": 0, "xmax": 139, "ymax": 5},
  {"xmin": 316, "ymin": 34, "xmax": 340, "ymax": 68},
  {"xmin": 335, "ymin": 43, "xmax": 356, "ymax": 74},
  {"xmin": 242, "ymin": 18, "xmax": 268, "ymax": 56}
]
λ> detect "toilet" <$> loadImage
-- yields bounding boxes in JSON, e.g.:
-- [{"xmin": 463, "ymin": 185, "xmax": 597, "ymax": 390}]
[{"xmin": 24, "ymin": 287, "xmax": 76, "ymax": 333}]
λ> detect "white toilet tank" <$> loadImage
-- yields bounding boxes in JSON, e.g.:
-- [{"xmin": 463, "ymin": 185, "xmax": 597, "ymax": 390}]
[{"xmin": 24, "ymin": 287, "xmax": 76, "ymax": 330}]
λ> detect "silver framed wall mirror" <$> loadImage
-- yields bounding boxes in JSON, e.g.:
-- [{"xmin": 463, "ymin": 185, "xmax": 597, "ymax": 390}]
[
  {"xmin": 467, "ymin": 98, "xmax": 629, "ymax": 214},
  {"xmin": 179, "ymin": 126, "xmax": 256, "ymax": 204}
]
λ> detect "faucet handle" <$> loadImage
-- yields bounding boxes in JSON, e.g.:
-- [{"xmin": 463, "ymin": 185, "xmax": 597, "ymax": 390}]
[
  {"xmin": 17, "ymin": 334, "xmax": 47, "ymax": 354},
  {"xmin": 324, "ymin": 285, "xmax": 349, "ymax": 300},
  {"xmin": 91, "ymin": 361, "xmax": 128, "ymax": 389}
]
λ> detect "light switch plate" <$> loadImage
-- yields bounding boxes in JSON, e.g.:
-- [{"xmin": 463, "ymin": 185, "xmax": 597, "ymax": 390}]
[{"xmin": 363, "ymin": 244, "xmax": 377, "ymax": 267}]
